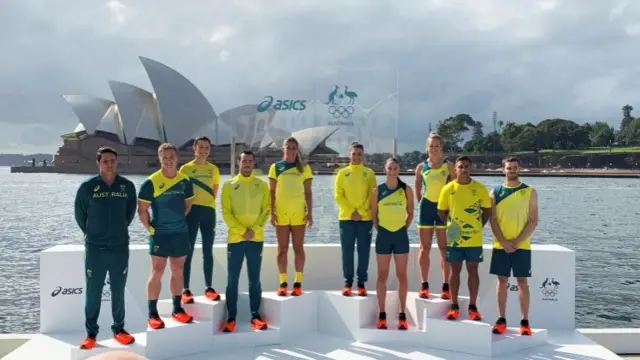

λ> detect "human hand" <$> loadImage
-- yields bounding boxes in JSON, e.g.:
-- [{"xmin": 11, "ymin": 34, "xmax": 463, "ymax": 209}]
[
  {"xmin": 306, "ymin": 213, "xmax": 313, "ymax": 228},
  {"xmin": 270, "ymin": 211, "xmax": 278, "ymax": 227},
  {"xmin": 243, "ymin": 229, "xmax": 255, "ymax": 240},
  {"xmin": 503, "ymin": 240, "xmax": 516, "ymax": 253},
  {"xmin": 351, "ymin": 210, "xmax": 361, "ymax": 221}
]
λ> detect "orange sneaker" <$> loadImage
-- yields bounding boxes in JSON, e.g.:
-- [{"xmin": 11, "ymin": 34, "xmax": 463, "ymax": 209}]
[
  {"xmin": 397, "ymin": 313, "xmax": 408, "ymax": 330},
  {"xmin": 113, "ymin": 330, "xmax": 135, "ymax": 345},
  {"xmin": 79, "ymin": 335, "xmax": 96, "ymax": 350},
  {"xmin": 277, "ymin": 282, "xmax": 288, "ymax": 296},
  {"xmin": 291, "ymin": 282, "xmax": 303, "ymax": 296},
  {"xmin": 520, "ymin": 319, "xmax": 532, "ymax": 336},
  {"xmin": 356, "ymin": 284, "xmax": 368, "ymax": 297},
  {"xmin": 222, "ymin": 319, "xmax": 236, "ymax": 333},
  {"xmin": 440, "ymin": 284, "xmax": 451, "ymax": 300},
  {"xmin": 181, "ymin": 289, "xmax": 194, "ymax": 304},
  {"xmin": 445, "ymin": 304, "xmax": 459, "ymax": 320},
  {"xmin": 376, "ymin": 317, "xmax": 388, "ymax": 329},
  {"xmin": 342, "ymin": 285, "xmax": 352, "ymax": 296},
  {"xmin": 468, "ymin": 305, "xmax": 482, "ymax": 321},
  {"xmin": 492, "ymin": 318, "xmax": 507, "ymax": 334},
  {"xmin": 148, "ymin": 315, "xmax": 165, "ymax": 330},
  {"xmin": 418, "ymin": 288, "xmax": 430, "ymax": 299},
  {"xmin": 251, "ymin": 315, "xmax": 268, "ymax": 331},
  {"xmin": 172, "ymin": 310, "xmax": 193, "ymax": 324},
  {"xmin": 205, "ymin": 288, "xmax": 221, "ymax": 301}
]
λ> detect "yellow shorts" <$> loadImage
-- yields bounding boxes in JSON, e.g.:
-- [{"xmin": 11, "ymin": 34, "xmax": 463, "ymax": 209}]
[{"xmin": 275, "ymin": 207, "xmax": 306, "ymax": 226}]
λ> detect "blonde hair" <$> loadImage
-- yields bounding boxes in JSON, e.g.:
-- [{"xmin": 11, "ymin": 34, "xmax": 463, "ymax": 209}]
[
  {"xmin": 282, "ymin": 137, "xmax": 304, "ymax": 173},
  {"xmin": 158, "ymin": 142, "xmax": 178, "ymax": 155},
  {"xmin": 426, "ymin": 132, "xmax": 444, "ymax": 148}
]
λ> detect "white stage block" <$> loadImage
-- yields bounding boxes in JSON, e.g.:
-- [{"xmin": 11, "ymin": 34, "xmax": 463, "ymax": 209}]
[
  {"xmin": 406, "ymin": 293, "xmax": 470, "ymax": 330},
  {"xmin": 40, "ymin": 332, "xmax": 146, "ymax": 360},
  {"xmin": 145, "ymin": 317, "xmax": 212, "ymax": 360},
  {"xmin": 261, "ymin": 291, "xmax": 319, "ymax": 339},
  {"xmin": 423, "ymin": 317, "xmax": 548, "ymax": 357},
  {"xmin": 70, "ymin": 334, "xmax": 147, "ymax": 360},
  {"xmin": 318, "ymin": 290, "xmax": 379, "ymax": 340},
  {"xmin": 158, "ymin": 295, "xmax": 226, "ymax": 323}
]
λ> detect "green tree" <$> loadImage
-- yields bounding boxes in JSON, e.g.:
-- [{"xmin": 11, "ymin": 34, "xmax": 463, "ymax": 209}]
[
  {"xmin": 617, "ymin": 118, "xmax": 640, "ymax": 145},
  {"xmin": 436, "ymin": 114, "xmax": 476, "ymax": 152},
  {"xmin": 588, "ymin": 121, "xmax": 615, "ymax": 147},
  {"xmin": 536, "ymin": 118, "xmax": 590, "ymax": 150},
  {"xmin": 621, "ymin": 104, "xmax": 634, "ymax": 131}
]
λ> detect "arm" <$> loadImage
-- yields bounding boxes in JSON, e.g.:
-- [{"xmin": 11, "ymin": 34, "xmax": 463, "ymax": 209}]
[
  {"xmin": 437, "ymin": 184, "xmax": 449, "ymax": 223},
  {"xmin": 414, "ymin": 163, "xmax": 423, "ymax": 201},
  {"xmin": 447, "ymin": 162, "xmax": 455, "ymax": 181},
  {"xmin": 184, "ymin": 179, "xmax": 195, "ymax": 216},
  {"xmin": 220, "ymin": 183, "xmax": 245, "ymax": 230},
  {"xmin": 358, "ymin": 169, "xmax": 377, "ymax": 214},
  {"xmin": 125, "ymin": 182, "xmax": 137, "ymax": 225},
  {"xmin": 513, "ymin": 189, "xmax": 539, "ymax": 246},
  {"xmin": 370, "ymin": 187, "xmax": 378, "ymax": 229},
  {"xmin": 405, "ymin": 185, "xmax": 415, "ymax": 227},
  {"xmin": 137, "ymin": 180, "xmax": 154, "ymax": 234},
  {"xmin": 334, "ymin": 171, "xmax": 355, "ymax": 215},
  {"xmin": 489, "ymin": 190, "xmax": 508, "ymax": 245},
  {"xmin": 303, "ymin": 165, "xmax": 313, "ymax": 219},
  {"xmin": 213, "ymin": 167, "xmax": 221, "ymax": 199},
  {"xmin": 480, "ymin": 186, "xmax": 492, "ymax": 226},
  {"xmin": 268, "ymin": 164, "xmax": 277, "ymax": 214},
  {"xmin": 74, "ymin": 184, "xmax": 88, "ymax": 234},
  {"xmin": 251, "ymin": 182, "xmax": 272, "ymax": 231}
]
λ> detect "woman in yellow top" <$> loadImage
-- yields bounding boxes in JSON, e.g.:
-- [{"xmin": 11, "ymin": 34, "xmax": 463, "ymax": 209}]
[
  {"xmin": 178, "ymin": 136, "xmax": 221, "ymax": 304},
  {"xmin": 371, "ymin": 158, "xmax": 414, "ymax": 331},
  {"xmin": 414, "ymin": 132, "xmax": 454, "ymax": 300},
  {"xmin": 268, "ymin": 137, "xmax": 313, "ymax": 297}
]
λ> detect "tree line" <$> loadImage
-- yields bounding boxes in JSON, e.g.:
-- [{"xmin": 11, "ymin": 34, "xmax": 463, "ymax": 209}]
[{"xmin": 357, "ymin": 105, "xmax": 640, "ymax": 169}]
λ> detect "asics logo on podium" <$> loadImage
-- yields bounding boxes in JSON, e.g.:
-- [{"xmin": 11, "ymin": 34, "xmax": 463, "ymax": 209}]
[
  {"xmin": 257, "ymin": 96, "xmax": 307, "ymax": 112},
  {"xmin": 51, "ymin": 286, "xmax": 83, "ymax": 297}
]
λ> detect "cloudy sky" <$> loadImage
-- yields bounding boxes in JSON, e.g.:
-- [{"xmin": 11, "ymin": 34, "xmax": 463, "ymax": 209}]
[{"xmin": 2, "ymin": 0, "xmax": 640, "ymax": 154}]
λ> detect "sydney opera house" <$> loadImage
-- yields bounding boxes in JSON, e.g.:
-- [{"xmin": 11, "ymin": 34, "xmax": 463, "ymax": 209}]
[{"xmin": 53, "ymin": 56, "xmax": 341, "ymax": 174}]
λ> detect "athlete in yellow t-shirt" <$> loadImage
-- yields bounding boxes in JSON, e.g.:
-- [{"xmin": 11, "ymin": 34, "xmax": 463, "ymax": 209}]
[
  {"xmin": 371, "ymin": 158, "xmax": 414, "ymax": 331},
  {"xmin": 220, "ymin": 150, "xmax": 270, "ymax": 333},
  {"xmin": 178, "ymin": 136, "xmax": 222, "ymax": 304},
  {"xmin": 437, "ymin": 156, "xmax": 491, "ymax": 322},
  {"xmin": 414, "ymin": 132, "xmax": 454, "ymax": 300},
  {"xmin": 334, "ymin": 142, "xmax": 376, "ymax": 296},
  {"xmin": 268, "ymin": 137, "xmax": 313, "ymax": 297},
  {"xmin": 489, "ymin": 157, "xmax": 538, "ymax": 336}
]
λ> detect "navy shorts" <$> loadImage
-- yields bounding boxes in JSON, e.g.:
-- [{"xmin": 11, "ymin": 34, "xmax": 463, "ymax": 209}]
[
  {"xmin": 446, "ymin": 246, "xmax": 483, "ymax": 263},
  {"xmin": 417, "ymin": 199, "xmax": 445, "ymax": 229},
  {"xmin": 489, "ymin": 249, "xmax": 531, "ymax": 278},
  {"xmin": 149, "ymin": 233, "xmax": 191, "ymax": 258},
  {"xmin": 375, "ymin": 226, "xmax": 410, "ymax": 255}
]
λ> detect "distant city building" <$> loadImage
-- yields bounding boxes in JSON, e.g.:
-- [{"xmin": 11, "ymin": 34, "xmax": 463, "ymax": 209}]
[{"xmin": 55, "ymin": 57, "xmax": 340, "ymax": 174}]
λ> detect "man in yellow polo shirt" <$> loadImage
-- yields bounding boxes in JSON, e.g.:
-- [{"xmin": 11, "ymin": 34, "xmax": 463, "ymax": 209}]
[
  {"xmin": 179, "ymin": 136, "xmax": 221, "ymax": 304},
  {"xmin": 489, "ymin": 157, "xmax": 538, "ymax": 336},
  {"xmin": 437, "ymin": 156, "xmax": 491, "ymax": 322},
  {"xmin": 334, "ymin": 142, "xmax": 377, "ymax": 296},
  {"xmin": 220, "ymin": 150, "xmax": 270, "ymax": 333}
]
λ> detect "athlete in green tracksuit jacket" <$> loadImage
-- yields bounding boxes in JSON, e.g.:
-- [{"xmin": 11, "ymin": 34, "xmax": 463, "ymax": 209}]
[{"xmin": 74, "ymin": 147, "xmax": 138, "ymax": 350}]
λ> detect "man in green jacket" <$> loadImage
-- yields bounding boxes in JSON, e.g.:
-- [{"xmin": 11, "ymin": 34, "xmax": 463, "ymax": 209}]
[{"xmin": 74, "ymin": 147, "xmax": 138, "ymax": 350}]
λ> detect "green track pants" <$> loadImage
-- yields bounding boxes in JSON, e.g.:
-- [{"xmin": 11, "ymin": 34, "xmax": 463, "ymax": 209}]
[
  {"xmin": 84, "ymin": 244, "xmax": 129, "ymax": 336},
  {"xmin": 184, "ymin": 205, "xmax": 216, "ymax": 289}
]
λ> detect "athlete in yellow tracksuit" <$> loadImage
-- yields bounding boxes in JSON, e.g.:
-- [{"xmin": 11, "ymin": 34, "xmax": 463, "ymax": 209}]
[
  {"xmin": 334, "ymin": 142, "xmax": 376, "ymax": 296},
  {"xmin": 220, "ymin": 150, "xmax": 270, "ymax": 333}
]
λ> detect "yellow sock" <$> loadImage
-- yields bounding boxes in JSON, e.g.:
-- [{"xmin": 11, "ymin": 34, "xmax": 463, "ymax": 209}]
[
  {"xmin": 279, "ymin": 273, "xmax": 287, "ymax": 284},
  {"xmin": 294, "ymin": 272, "xmax": 303, "ymax": 283}
]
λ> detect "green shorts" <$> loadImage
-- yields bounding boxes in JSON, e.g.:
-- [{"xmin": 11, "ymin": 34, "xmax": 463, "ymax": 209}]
[
  {"xmin": 446, "ymin": 246, "xmax": 484, "ymax": 263},
  {"xmin": 149, "ymin": 233, "xmax": 191, "ymax": 258},
  {"xmin": 489, "ymin": 249, "xmax": 531, "ymax": 278}
]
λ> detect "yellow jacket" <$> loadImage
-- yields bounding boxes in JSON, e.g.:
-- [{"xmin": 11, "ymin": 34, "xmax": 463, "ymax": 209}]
[
  {"xmin": 334, "ymin": 163, "xmax": 377, "ymax": 221},
  {"xmin": 221, "ymin": 173, "xmax": 271, "ymax": 243}
]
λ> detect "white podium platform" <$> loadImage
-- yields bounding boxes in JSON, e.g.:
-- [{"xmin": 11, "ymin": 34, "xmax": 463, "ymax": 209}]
[{"xmin": 4, "ymin": 244, "xmax": 624, "ymax": 360}]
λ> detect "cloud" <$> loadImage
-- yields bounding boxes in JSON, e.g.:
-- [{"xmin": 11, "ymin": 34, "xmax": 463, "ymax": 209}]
[{"xmin": 1, "ymin": 0, "xmax": 640, "ymax": 153}]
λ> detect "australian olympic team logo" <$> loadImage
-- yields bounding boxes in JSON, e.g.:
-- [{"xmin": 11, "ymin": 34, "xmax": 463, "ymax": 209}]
[
  {"xmin": 325, "ymin": 85, "xmax": 358, "ymax": 119},
  {"xmin": 540, "ymin": 277, "xmax": 560, "ymax": 301}
]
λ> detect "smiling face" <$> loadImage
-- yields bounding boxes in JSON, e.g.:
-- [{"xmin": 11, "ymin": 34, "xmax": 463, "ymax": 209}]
[
  {"xmin": 427, "ymin": 136, "xmax": 443, "ymax": 158},
  {"xmin": 283, "ymin": 140, "xmax": 299, "ymax": 162},
  {"xmin": 385, "ymin": 159, "xmax": 400, "ymax": 179},
  {"xmin": 503, "ymin": 160, "xmax": 520, "ymax": 181},
  {"xmin": 193, "ymin": 139, "xmax": 211, "ymax": 159},
  {"xmin": 159, "ymin": 148, "xmax": 177, "ymax": 171},
  {"xmin": 238, "ymin": 152, "xmax": 255, "ymax": 176},
  {"xmin": 349, "ymin": 146, "xmax": 364, "ymax": 165}
]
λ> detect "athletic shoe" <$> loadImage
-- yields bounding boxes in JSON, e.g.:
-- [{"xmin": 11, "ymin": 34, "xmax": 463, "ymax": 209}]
[
  {"xmin": 181, "ymin": 289, "xmax": 194, "ymax": 304},
  {"xmin": 113, "ymin": 330, "xmax": 135, "ymax": 345},
  {"xmin": 291, "ymin": 282, "xmax": 303, "ymax": 296},
  {"xmin": 205, "ymin": 288, "xmax": 221, "ymax": 301},
  {"xmin": 445, "ymin": 304, "xmax": 459, "ymax": 320},
  {"xmin": 79, "ymin": 335, "xmax": 96, "ymax": 350},
  {"xmin": 520, "ymin": 319, "xmax": 532, "ymax": 336},
  {"xmin": 492, "ymin": 317, "xmax": 507, "ymax": 334},
  {"xmin": 277, "ymin": 282, "xmax": 288, "ymax": 296}
]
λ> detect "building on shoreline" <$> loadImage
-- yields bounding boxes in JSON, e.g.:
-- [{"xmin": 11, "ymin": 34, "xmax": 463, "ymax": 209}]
[{"xmin": 51, "ymin": 57, "xmax": 342, "ymax": 174}]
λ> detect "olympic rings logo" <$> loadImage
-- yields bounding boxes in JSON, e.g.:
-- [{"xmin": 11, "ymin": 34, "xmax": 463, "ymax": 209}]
[
  {"xmin": 541, "ymin": 288, "xmax": 558, "ymax": 297},
  {"xmin": 328, "ymin": 105, "xmax": 354, "ymax": 119}
]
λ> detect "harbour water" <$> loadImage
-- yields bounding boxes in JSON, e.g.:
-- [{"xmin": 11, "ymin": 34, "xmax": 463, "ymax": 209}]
[{"xmin": 0, "ymin": 166, "xmax": 638, "ymax": 333}]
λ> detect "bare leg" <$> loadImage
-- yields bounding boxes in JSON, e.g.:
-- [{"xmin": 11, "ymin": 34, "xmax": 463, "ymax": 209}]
[
  {"xmin": 435, "ymin": 229, "xmax": 450, "ymax": 284},
  {"xmin": 448, "ymin": 262, "xmax": 463, "ymax": 304},
  {"xmin": 418, "ymin": 228, "xmax": 434, "ymax": 283},
  {"xmin": 290, "ymin": 225, "xmax": 306, "ymax": 273},
  {"xmin": 276, "ymin": 226, "xmax": 291, "ymax": 275},
  {"xmin": 394, "ymin": 253, "xmax": 409, "ymax": 313},
  {"xmin": 169, "ymin": 256, "xmax": 186, "ymax": 297},
  {"xmin": 516, "ymin": 278, "xmax": 530, "ymax": 320},
  {"xmin": 496, "ymin": 276, "xmax": 509, "ymax": 317},
  {"xmin": 376, "ymin": 254, "xmax": 392, "ymax": 313},
  {"xmin": 147, "ymin": 256, "xmax": 167, "ymax": 301},
  {"xmin": 466, "ymin": 263, "xmax": 480, "ymax": 305}
]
